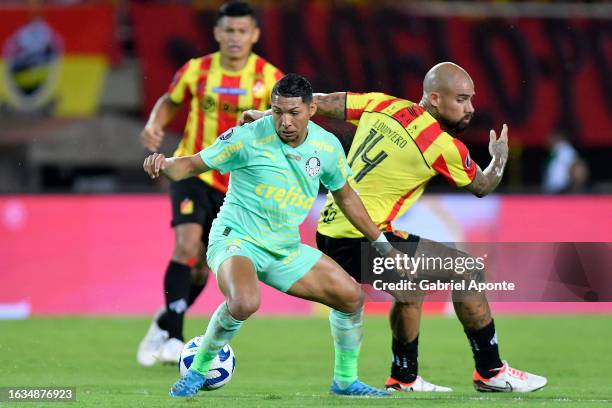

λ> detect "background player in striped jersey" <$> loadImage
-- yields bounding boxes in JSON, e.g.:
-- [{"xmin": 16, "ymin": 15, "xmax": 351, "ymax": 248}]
[
  {"xmin": 241, "ymin": 62, "xmax": 547, "ymax": 393},
  {"xmin": 137, "ymin": 1, "xmax": 283, "ymax": 366}
]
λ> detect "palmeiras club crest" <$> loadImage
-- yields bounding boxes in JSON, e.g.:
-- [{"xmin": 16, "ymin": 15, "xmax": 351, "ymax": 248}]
[{"xmin": 305, "ymin": 156, "xmax": 321, "ymax": 177}]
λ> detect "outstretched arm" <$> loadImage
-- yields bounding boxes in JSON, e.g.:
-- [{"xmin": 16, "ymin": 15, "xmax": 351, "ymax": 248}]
[
  {"xmin": 331, "ymin": 183, "xmax": 398, "ymax": 259},
  {"xmin": 313, "ymin": 92, "xmax": 347, "ymax": 119},
  {"xmin": 331, "ymin": 182, "xmax": 380, "ymax": 241},
  {"xmin": 465, "ymin": 124, "xmax": 509, "ymax": 198},
  {"xmin": 239, "ymin": 92, "xmax": 348, "ymax": 124},
  {"xmin": 331, "ymin": 182, "xmax": 415, "ymax": 283},
  {"xmin": 143, "ymin": 153, "xmax": 209, "ymax": 182}
]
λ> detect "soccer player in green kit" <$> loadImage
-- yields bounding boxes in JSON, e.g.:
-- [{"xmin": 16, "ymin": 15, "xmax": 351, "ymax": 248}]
[{"xmin": 143, "ymin": 74, "xmax": 395, "ymax": 398}]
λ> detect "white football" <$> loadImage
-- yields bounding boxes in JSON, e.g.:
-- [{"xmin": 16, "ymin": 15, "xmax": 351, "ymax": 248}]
[{"xmin": 178, "ymin": 336, "xmax": 236, "ymax": 391}]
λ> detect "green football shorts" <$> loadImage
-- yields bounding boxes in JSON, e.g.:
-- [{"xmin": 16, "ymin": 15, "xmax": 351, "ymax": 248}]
[{"xmin": 207, "ymin": 230, "xmax": 322, "ymax": 293}]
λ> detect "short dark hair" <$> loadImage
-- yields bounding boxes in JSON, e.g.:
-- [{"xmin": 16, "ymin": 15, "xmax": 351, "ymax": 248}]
[
  {"xmin": 271, "ymin": 74, "xmax": 313, "ymax": 104},
  {"xmin": 217, "ymin": 1, "xmax": 258, "ymax": 25}
]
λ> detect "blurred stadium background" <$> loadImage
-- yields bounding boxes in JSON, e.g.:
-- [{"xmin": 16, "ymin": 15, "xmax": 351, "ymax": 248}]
[{"xmin": 1, "ymin": 0, "xmax": 611, "ymax": 318}]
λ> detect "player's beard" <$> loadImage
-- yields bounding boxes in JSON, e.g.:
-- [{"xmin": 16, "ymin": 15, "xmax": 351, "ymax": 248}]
[{"xmin": 437, "ymin": 114, "xmax": 472, "ymax": 135}]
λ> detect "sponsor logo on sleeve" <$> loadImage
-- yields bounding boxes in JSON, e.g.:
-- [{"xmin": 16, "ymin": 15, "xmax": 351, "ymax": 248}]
[{"xmin": 219, "ymin": 128, "xmax": 234, "ymax": 141}]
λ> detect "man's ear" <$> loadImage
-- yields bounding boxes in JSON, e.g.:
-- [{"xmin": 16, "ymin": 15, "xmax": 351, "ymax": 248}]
[
  {"xmin": 309, "ymin": 100, "xmax": 317, "ymax": 118},
  {"xmin": 213, "ymin": 25, "xmax": 221, "ymax": 43},
  {"xmin": 428, "ymin": 92, "xmax": 441, "ymax": 108},
  {"xmin": 250, "ymin": 27, "xmax": 261, "ymax": 44}
]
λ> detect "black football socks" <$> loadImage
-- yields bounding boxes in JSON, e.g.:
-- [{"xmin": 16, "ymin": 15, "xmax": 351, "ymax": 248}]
[
  {"xmin": 157, "ymin": 261, "xmax": 191, "ymax": 341},
  {"xmin": 391, "ymin": 336, "xmax": 419, "ymax": 383},
  {"xmin": 465, "ymin": 319, "xmax": 503, "ymax": 378},
  {"xmin": 187, "ymin": 279, "xmax": 207, "ymax": 307}
]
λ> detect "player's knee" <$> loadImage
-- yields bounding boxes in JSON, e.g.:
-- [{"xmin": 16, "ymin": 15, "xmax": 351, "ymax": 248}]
[
  {"xmin": 339, "ymin": 283, "xmax": 364, "ymax": 314},
  {"xmin": 226, "ymin": 295, "xmax": 260, "ymax": 321},
  {"xmin": 172, "ymin": 241, "xmax": 201, "ymax": 263}
]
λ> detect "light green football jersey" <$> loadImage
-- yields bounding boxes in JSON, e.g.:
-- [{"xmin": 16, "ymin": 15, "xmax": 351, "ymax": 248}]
[{"xmin": 200, "ymin": 115, "xmax": 351, "ymax": 257}]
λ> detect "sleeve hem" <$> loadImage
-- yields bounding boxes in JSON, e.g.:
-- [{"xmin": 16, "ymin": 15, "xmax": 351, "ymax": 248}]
[
  {"xmin": 167, "ymin": 95, "xmax": 182, "ymax": 106},
  {"xmin": 199, "ymin": 151, "xmax": 216, "ymax": 171},
  {"xmin": 325, "ymin": 179, "xmax": 347, "ymax": 193}
]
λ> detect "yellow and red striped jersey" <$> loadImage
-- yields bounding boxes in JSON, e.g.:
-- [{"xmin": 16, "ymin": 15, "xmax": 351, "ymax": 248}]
[
  {"xmin": 168, "ymin": 51, "xmax": 283, "ymax": 192},
  {"xmin": 318, "ymin": 92, "xmax": 477, "ymax": 238}
]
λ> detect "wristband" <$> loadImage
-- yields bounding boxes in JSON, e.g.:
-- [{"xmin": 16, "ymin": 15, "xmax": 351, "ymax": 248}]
[{"xmin": 371, "ymin": 233, "xmax": 394, "ymax": 256}]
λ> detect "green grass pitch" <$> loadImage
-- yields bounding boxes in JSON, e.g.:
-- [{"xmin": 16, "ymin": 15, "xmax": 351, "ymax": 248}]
[{"xmin": 1, "ymin": 314, "xmax": 611, "ymax": 407}]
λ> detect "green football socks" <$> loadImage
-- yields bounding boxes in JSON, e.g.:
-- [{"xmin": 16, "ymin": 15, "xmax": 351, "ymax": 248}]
[
  {"xmin": 329, "ymin": 307, "xmax": 364, "ymax": 389},
  {"xmin": 191, "ymin": 302, "xmax": 243, "ymax": 375}
]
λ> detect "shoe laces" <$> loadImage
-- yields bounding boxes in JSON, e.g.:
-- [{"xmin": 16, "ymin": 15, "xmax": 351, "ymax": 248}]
[
  {"xmin": 506, "ymin": 366, "xmax": 528, "ymax": 380},
  {"xmin": 173, "ymin": 374, "xmax": 201, "ymax": 396},
  {"xmin": 352, "ymin": 381, "xmax": 389, "ymax": 396},
  {"xmin": 415, "ymin": 377, "xmax": 437, "ymax": 391}
]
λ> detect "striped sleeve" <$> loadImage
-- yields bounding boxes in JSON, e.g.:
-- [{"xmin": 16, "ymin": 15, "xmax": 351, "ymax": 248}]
[
  {"xmin": 432, "ymin": 138, "xmax": 477, "ymax": 187},
  {"xmin": 167, "ymin": 59, "xmax": 195, "ymax": 105},
  {"xmin": 345, "ymin": 92, "xmax": 393, "ymax": 125}
]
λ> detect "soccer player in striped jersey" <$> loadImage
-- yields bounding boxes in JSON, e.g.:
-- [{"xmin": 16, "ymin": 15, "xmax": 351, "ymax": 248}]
[
  {"xmin": 241, "ymin": 62, "xmax": 547, "ymax": 393},
  {"xmin": 137, "ymin": 1, "xmax": 283, "ymax": 367}
]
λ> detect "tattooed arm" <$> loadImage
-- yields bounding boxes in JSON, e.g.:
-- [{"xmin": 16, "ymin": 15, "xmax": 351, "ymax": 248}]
[{"xmin": 313, "ymin": 92, "xmax": 347, "ymax": 119}]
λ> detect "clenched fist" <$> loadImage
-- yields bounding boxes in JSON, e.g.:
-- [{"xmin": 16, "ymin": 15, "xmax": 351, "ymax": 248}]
[
  {"xmin": 140, "ymin": 124, "xmax": 165, "ymax": 152},
  {"xmin": 143, "ymin": 153, "xmax": 167, "ymax": 179},
  {"xmin": 239, "ymin": 109, "xmax": 265, "ymax": 125}
]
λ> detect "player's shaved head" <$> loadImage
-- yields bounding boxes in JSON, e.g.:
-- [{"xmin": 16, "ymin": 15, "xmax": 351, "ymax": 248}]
[
  {"xmin": 420, "ymin": 62, "xmax": 475, "ymax": 134},
  {"xmin": 423, "ymin": 62, "xmax": 473, "ymax": 96}
]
